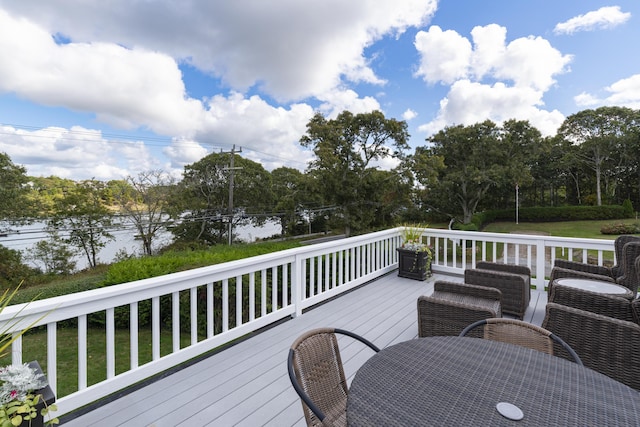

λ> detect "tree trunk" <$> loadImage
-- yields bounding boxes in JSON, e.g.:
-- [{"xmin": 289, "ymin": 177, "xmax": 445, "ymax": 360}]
[{"xmin": 596, "ymin": 165, "xmax": 602, "ymax": 206}]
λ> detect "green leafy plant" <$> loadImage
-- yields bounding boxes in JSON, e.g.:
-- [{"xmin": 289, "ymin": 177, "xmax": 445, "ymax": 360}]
[
  {"xmin": 0, "ymin": 286, "xmax": 58, "ymax": 426},
  {"xmin": 400, "ymin": 224, "xmax": 431, "ymax": 253},
  {"xmin": 0, "ymin": 364, "xmax": 58, "ymax": 426}
]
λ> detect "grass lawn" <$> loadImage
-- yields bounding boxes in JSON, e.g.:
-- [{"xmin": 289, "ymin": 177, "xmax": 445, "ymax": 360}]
[
  {"xmin": 483, "ymin": 218, "xmax": 639, "ymax": 239},
  {"xmin": 0, "ymin": 325, "xmax": 194, "ymax": 398}
]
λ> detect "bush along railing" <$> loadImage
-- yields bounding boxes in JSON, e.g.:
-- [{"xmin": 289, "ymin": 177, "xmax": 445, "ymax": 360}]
[
  {"xmin": 0, "ymin": 229, "xmax": 401, "ymax": 419},
  {"xmin": 0, "ymin": 228, "xmax": 616, "ymax": 419}
]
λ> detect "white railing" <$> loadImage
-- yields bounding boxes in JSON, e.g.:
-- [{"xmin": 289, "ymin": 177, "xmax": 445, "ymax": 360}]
[
  {"xmin": 425, "ymin": 229, "xmax": 615, "ymax": 288},
  {"xmin": 0, "ymin": 227, "xmax": 615, "ymax": 417}
]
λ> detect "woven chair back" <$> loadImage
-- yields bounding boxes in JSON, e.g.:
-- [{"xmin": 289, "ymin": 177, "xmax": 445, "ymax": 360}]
[
  {"xmin": 482, "ymin": 318, "xmax": 554, "ymax": 354},
  {"xmin": 290, "ymin": 330, "xmax": 348, "ymax": 427},
  {"xmin": 612, "ymin": 235, "xmax": 640, "ymax": 277},
  {"xmin": 617, "ymin": 242, "xmax": 640, "ymax": 294}
]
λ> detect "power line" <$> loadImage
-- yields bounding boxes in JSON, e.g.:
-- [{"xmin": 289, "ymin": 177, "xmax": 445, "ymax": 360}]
[
  {"xmin": 0, "ymin": 205, "xmax": 339, "ymax": 244},
  {"xmin": 1, "ymin": 122, "xmax": 311, "ymax": 168}
]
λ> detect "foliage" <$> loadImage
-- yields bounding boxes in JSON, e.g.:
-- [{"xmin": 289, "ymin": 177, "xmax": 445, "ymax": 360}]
[
  {"xmin": 399, "ymin": 224, "xmax": 431, "ymax": 252},
  {"xmin": 470, "ymin": 205, "xmax": 628, "ymax": 229},
  {"xmin": 557, "ymin": 106, "xmax": 640, "ymax": 206},
  {"xmin": 172, "ymin": 152, "xmax": 274, "ymax": 245},
  {"xmin": 600, "ymin": 222, "xmax": 640, "ymax": 235},
  {"xmin": 114, "ymin": 170, "xmax": 177, "ymax": 256},
  {"xmin": 300, "ymin": 110, "xmax": 410, "ymax": 236},
  {"xmin": 421, "ymin": 120, "xmax": 540, "ymax": 224},
  {"xmin": 28, "ymin": 234, "xmax": 77, "ymax": 275},
  {"xmin": 270, "ymin": 167, "xmax": 310, "ymax": 236},
  {"xmin": 22, "ymin": 176, "xmax": 77, "ymax": 217},
  {"xmin": 0, "ymin": 153, "xmax": 31, "ymax": 219},
  {"xmin": 0, "ymin": 364, "xmax": 58, "ymax": 427},
  {"xmin": 0, "ymin": 246, "xmax": 40, "ymax": 289},
  {"xmin": 0, "ymin": 285, "xmax": 54, "ymax": 410},
  {"xmin": 102, "ymin": 241, "xmax": 301, "ymax": 286},
  {"xmin": 622, "ymin": 199, "xmax": 634, "ymax": 217},
  {"xmin": 48, "ymin": 180, "xmax": 115, "ymax": 269}
]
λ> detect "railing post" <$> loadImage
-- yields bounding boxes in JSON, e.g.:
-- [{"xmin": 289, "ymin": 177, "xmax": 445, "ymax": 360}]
[
  {"xmin": 292, "ymin": 254, "xmax": 303, "ymax": 317},
  {"xmin": 535, "ymin": 238, "xmax": 546, "ymax": 290}
]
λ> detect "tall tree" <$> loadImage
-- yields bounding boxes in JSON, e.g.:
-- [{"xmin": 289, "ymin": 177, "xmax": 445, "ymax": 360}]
[
  {"xmin": 270, "ymin": 167, "xmax": 307, "ymax": 236},
  {"xmin": 0, "ymin": 152, "xmax": 30, "ymax": 220},
  {"xmin": 421, "ymin": 120, "xmax": 536, "ymax": 224},
  {"xmin": 174, "ymin": 152, "xmax": 273, "ymax": 245},
  {"xmin": 49, "ymin": 180, "xmax": 114, "ymax": 268},
  {"xmin": 557, "ymin": 106, "xmax": 637, "ymax": 206},
  {"xmin": 300, "ymin": 110, "xmax": 410, "ymax": 235},
  {"xmin": 114, "ymin": 170, "xmax": 176, "ymax": 256}
]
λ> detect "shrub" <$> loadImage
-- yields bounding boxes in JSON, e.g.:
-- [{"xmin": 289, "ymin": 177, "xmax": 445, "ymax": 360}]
[
  {"xmin": 600, "ymin": 222, "xmax": 640, "ymax": 235},
  {"xmin": 622, "ymin": 199, "xmax": 634, "ymax": 217},
  {"xmin": 470, "ymin": 205, "xmax": 628, "ymax": 229}
]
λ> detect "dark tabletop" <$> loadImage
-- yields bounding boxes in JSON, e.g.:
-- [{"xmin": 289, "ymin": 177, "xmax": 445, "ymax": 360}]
[{"xmin": 347, "ymin": 336, "xmax": 640, "ymax": 426}]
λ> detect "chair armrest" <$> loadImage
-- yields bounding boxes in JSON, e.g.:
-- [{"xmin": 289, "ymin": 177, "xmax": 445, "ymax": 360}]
[
  {"xmin": 417, "ymin": 295, "xmax": 500, "ymax": 337},
  {"xmin": 548, "ymin": 284, "xmax": 635, "ymax": 322},
  {"xmin": 433, "ymin": 281, "xmax": 502, "ymax": 301},
  {"xmin": 542, "ymin": 302, "xmax": 640, "ymax": 390},
  {"xmin": 553, "ymin": 259, "xmax": 612, "ymax": 278}
]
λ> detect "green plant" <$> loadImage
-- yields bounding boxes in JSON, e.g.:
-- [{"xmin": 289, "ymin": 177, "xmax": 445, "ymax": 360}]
[
  {"xmin": 400, "ymin": 224, "xmax": 431, "ymax": 252},
  {"xmin": 0, "ymin": 364, "xmax": 58, "ymax": 426},
  {"xmin": 600, "ymin": 222, "xmax": 640, "ymax": 235},
  {"xmin": 622, "ymin": 199, "xmax": 634, "ymax": 217},
  {"xmin": 0, "ymin": 286, "xmax": 58, "ymax": 426}
]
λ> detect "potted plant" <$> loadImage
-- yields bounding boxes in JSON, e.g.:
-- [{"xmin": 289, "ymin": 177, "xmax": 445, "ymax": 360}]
[
  {"xmin": 0, "ymin": 287, "xmax": 57, "ymax": 427},
  {"xmin": 397, "ymin": 224, "xmax": 432, "ymax": 281},
  {"xmin": 0, "ymin": 362, "xmax": 57, "ymax": 427}
]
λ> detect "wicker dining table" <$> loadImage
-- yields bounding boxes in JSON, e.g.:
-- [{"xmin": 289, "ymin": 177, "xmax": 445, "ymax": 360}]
[
  {"xmin": 347, "ymin": 336, "xmax": 640, "ymax": 426},
  {"xmin": 554, "ymin": 277, "xmax": 634, "ymax": 298}
]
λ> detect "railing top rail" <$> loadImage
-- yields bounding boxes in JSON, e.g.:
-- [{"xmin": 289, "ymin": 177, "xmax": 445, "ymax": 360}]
[
  {"xmin": 422, "ymin": 228, "xmax": 615, "ymax": 249},
  {"xmin": 0, "ymin": 228, "xmax": 403, "ymax": 324}
]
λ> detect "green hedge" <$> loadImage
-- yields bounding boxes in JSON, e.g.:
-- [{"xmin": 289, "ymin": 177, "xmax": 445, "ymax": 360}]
[
  {"xmin": 468, "ymin": 205, "xmax": 628, "ymax": 230},
  {"xmin": 103, "ymin": 241, "xmax": 301, "ymax": 286}
]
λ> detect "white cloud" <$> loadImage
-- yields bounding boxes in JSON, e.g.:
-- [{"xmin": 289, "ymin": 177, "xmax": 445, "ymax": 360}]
[
  {"xmin": 554, "ymin": 6, "xmax": 631, "ymax": 35},
  {"xmin": 574, "ymin": 92, "xmax": 601, "ymax": 107},
  {"xmin": 402, "ymin": 109, "xmax": 417, "ymax": 121},
  {"xmin": 0, "ymin": 2, "xmax": 438, "ymax": 180},
  {"xmin": 0, "ymin": 125, "xmax": 161, "ymax": 179},
  {"xmin": 0, "ymin": 9, "xmax": 205, "ymax": 136},
  {"xmin": 414, "ymin": 24, "xmax": 571, "ymax": 137},
  {"xmin": 414, "ymin": 26, "xmax": 472, "ymax": 84},
  {"xmin": 0, "ymin": 0, "xmax": 438, "ymax": 102},
  {"xmin": 317, "ymin": 89, "xmax": 382, "ymax": 119},
  {"xmin": 575, "ymin": 74, "xmax": 640, "ymax": 109},
  {"xmin": 194, "ymin": 92, "xmax": 316, "ymax": 171},
  {"xmin": 418, "ymin": 80, "xmax": 565, "ymax": 136},
  {"xmin": 162, "ymin": 138, "xmax": 209, "ymax": 171}
]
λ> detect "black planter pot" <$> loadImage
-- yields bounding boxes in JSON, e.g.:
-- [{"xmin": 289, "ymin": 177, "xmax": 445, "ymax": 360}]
[
  {"xmin": 397, "ymin": 248, "xmax": 432, "ymax": 281},
  {"xmin": 21, "ymin": 361, "xmax": 56, "ymax": 427}
]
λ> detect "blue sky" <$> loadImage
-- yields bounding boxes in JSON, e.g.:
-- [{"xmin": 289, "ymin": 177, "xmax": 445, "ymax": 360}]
[{"xmin": 0, "ymin": 1, "xmax": 639, "ymax": 181}]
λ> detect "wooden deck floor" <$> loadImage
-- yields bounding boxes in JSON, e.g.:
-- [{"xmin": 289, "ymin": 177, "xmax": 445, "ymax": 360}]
[{"xmin": 61, "ymin": 272, "xmax": 548, "ymax": 426}]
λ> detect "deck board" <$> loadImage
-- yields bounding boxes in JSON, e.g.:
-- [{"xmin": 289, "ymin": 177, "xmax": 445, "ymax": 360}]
[{"xmin": 61, "ymin": 272, "xmax": 547, "ymax": 427}]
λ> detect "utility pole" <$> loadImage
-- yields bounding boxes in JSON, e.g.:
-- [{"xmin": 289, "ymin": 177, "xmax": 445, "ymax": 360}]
[{"xmin": 222, "ymin": 145, "xmax": 242, "ymax": 245}]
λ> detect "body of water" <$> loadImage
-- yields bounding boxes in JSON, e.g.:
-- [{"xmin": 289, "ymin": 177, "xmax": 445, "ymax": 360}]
[{"xmin": 0, "ymin": 219, "xmax": 281, "ymax": 271}]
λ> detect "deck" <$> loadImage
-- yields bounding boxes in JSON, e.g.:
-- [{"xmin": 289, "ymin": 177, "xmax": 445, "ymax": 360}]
[
  {"xmin": 61, "ymin": 272, "xmax": 547, "ymax": 427},
  {"xmin": 61, "ymin": 271, "xmax": 548, "ymax": 426}
]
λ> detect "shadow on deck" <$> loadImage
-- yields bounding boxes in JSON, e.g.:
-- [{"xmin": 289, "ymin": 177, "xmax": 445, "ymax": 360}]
[{"xmin": 62, "ymin": 272, "xmax": 548, "ymax": 426}]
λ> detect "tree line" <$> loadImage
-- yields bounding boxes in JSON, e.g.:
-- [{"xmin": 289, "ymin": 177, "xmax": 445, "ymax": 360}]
[{"xmin": 1, "ymin": 106, "xmax": 639, "ymax": 278}]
